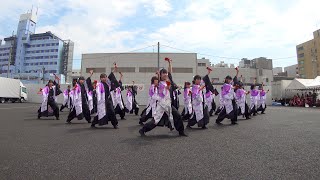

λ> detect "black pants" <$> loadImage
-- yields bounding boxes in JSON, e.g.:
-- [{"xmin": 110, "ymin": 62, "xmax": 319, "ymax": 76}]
[
  {"xmin": 67, "ymin": 103, "xmax": 91, "ymax": 122},
  {"xmin": 216, "ymin": 103, "xmax": 237, "ymax": 123},
  {"xmin": 257, "ymin": 105, "xmax": 266, "ymax": 113},
  {"xmin": 91, "ymin": 101, "xmax": 118, "ymax": 127},
  {"xmin": 181, "ymin": 108, "xmax": 191, "ymax": 120},
  {"xmin": 130, "ymin": 102, "xmax": 139, "ymax": 115},
  {"xmin": 141, "ymin": 106, "xmax": 184, "ymax": 133},
  {"xmin": 115, "ymin": 104, "xmax": 125, "ymax": 119},
  {"xmin": 140, "ymin": 107, "xmax": 153, "ymax": 123},
  {"xmin": 215, "ymin": 106, "xmax": 223, "ymax": 115},
  {"xmin": 249, "ymin": 105, "xmax": 257, "ymax": 116},
  {"xmin": 209, "ymin": 101, "xmax": 216, "ymax": 116},
  {"xmin": 38, "ymin": 100, "xmax": 59, "ymax": 118},
  {"xmin": 187, "ymin": 106, "xmax": 209, "ymax": 127}
]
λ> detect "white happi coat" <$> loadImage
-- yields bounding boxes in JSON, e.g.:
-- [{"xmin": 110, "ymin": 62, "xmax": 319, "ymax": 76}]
[
  {"xmin": 126, "ymin": 90, "xmax": 133, "ymax": 112},
  {"xmin": 153, "ymin": 81, "xmax": 174, "ymax": 127},
  {"xmin": 183, "ymin": 87, "xmax": 192, "ymax": 115},
  {"xmin": 146, "ymin": 84, "xmax": 159, "ymax": 117},
  {"xmin": 258, "ymin": 90, "xmax": 267, "ymax": 109},
  {"xmin": 62, "ymin": 89, "xmax": 72, "ymax": 109},
  {"xmin": 70, "ymin": 84, "xmax": 93, "ymax": 116},
  {"xmin": 235, "ymin": 89, "xmax": 246, "ymax": 114},
  {"xmin": 40, "ymin": 86, "xmax": 58, "ymax": 113},
  {"xmin": 96, "ymin": 82, "xmax": 107, "ymax": 120},
  {"xmin": 191, "ymin": 85, "xmax": 204, "ymax": 122},
  {"xmin": 111, "ymin": 87, "xmax": 124, "ymax": 109},
  {"xmin": 205, "ymin": 90, "xmax": 214, "ymax": 112},
  {"xmin": 222, "ymin": 84, "xmax": 235, "ymax": 114},
  {"xmin": 250, "ymin": 90, "xmax": 259, "ymax": 110}
]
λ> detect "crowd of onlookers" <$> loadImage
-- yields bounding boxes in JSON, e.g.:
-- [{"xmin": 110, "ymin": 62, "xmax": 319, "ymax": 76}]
[{"xmin": 274, "ymin": 91, "xmax": 320, "ymax": 107}]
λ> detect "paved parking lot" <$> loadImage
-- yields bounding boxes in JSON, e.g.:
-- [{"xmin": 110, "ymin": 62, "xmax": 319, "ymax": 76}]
[{"xmin": 0, "ymin": 103, "xmax": 319, "ymax": 179}]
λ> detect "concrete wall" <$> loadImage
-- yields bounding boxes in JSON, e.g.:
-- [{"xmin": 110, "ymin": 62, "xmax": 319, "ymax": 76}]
[{"xmin": 271, "ymin": 80, "xmax": 293, "ymax": 100}]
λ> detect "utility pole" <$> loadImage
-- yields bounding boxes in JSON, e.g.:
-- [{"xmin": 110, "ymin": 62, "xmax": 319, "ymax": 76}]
[
  {"xmin": 157, "ymin": 42, "xmax": 160, "ymax": 70},
  {"xmin": 42, "ymin": 66, "xmax": 45, "ymax": 84}
]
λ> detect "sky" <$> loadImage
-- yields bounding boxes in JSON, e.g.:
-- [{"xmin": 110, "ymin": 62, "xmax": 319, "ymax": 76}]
[{"xmin": 1, "ymin": 0, "xmax": 320, "ymax": 70}]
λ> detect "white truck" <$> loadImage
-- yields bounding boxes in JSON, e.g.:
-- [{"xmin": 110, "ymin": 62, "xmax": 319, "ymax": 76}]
[{"xmin": 0, "ymin": 77, "xmax": 28, "ymax": 103}]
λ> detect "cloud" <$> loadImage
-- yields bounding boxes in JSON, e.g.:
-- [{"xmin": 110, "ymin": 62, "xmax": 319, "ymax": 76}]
[
  {"xmin": 143, "ymin": 0, "xmax": 172, "ymax": 17},
  {"xmin": 1, "ymin": 0, "xmax": 320, "ymax": 69}
]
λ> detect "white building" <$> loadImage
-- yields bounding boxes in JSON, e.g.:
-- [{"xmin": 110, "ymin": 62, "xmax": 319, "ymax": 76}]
[
  {"xmin": 284, "ymin": 64, "xmax": 298, "ymax": 78},
  {"xmin": 81, "ymin": 53, "xmax": 273, "ymax": 105}
]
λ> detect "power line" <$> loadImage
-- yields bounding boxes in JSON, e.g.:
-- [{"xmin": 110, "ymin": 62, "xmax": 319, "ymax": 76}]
[
  {"xmin": 160, "ymin": 44, "xmax": 297, "ymax": 61},
  {"xmin": 72, "ymin": 44, "xmax": 156, "ymax": 60}
]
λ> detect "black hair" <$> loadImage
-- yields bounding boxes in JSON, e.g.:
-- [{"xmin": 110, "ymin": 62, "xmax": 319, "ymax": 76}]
[
  {"xmin": 250, "ymin": 84, "xmax": 255, "ymax": 90},
  {"xmin": 100, "ymin": 73, "xmax": 107, "ymax": 79},
  {"xmin": 184, "ymin": 81, "xmax": 191, "ymax": 89},
  {"xmin": 159, "ymin": 68, "xmax": 168, "ymax": 81},
  {"xmin": 151, "ymin": 76, "xmax": 159, "ymax": 84},
  {"xmin": 193, "ymin": 75, "xmax": 201, "ymax": 81}
]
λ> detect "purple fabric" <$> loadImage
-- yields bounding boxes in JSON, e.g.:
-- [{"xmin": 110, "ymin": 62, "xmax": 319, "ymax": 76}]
[
  {"xmin": 43, "ymin": 86, "xmax": 49, "ymax": 95},
  {"xmin": 236, "ymin": 89, "xmax": 244, "ymax": 98},
  {"xmin": 99, "ymin": 83, "xmax": 105, "ymax": 93},
  {"xmin": 158, "ymin": 82, "xmax": 166, "ymax": 98},
  {"xmin": 251, "ymin": 89, "xmax": 259, "ymax": 96},
  {"xmin": 127, "ymin": 90, "xmax": 132, "ymax": 96},
  {"xmin": 192, "ymin": 85, "xmax": 200, "ymax": 97},
  {"xmin": 260, "ymin": 90, "xmax": 266, "ymax": 96},
  {"xmin": 205, "ymin": 91, "xmax": 211, "ymax": 98},
  {"xmin": 222, "ymin": 84, "xmax": 231, "ymax": 96},
  {"xmin": 149, "ymin": 85, "xmax": 155, "ymax": 97},
  {"xmin": 64, "ymin": 90, "xmax": 69, "ymax": 96},
  {"xmin": 184, "ymin": 88, "xmax": 190, "ymax": 99}
]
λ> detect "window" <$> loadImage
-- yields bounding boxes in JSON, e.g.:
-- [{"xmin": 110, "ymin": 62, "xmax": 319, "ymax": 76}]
[
  {"xmin": 40, "ymin": 62, "xmax": 43, "ymax": 65},
  {"xmin": 110, "ymin": 67, "xmax": 135, "ymax": 72},
  {"xmin": 297, "ymin": 46, "xmax": 303, "ymax": 51},
  {"xmin": 36, "ymin": 44, "xmax": 40, "ymax": 47},
  {"xmin": 212, "ymin": 78, "xmax": 219, "ymax": 82},
  {"xmin": 299, "ymin": 60, "xmax": 304, "ymax": 64},
  {"xmin": 298, "ymin": 53, "xmax": 304, "ymax": 58},
  {"xmin": 35, "ymin": 63, "xmax": 38, "ymax": 65},
  {"xmin": 198, "ymin": 63, "xmax": 206, "ymax": 66},
  {"xmin": 44, "ymin": 62, "xmax": 48, "ymax": 65},
  {"xmin": 259, "ymin": 69, "xmax": 263, "ymax": 76},
  {"xmin": 44, "ymin": 56, "xmax": 49, "ymax": 59},
  {"xmin": 45, "ymin": 50, "xmax": 50, "ymax": 52},
  {"xmin": 87, "ymin": 68, "xmax": 106, "ymax": 73},
  {"xmin": 36, "ymin": 50, "xmax": 40, "ymax": 53},
  {"xmin": 22, "ymin": 87, "xmax": 27, "ymax": 94},
  {"xmin": 50, "ymin": 62, "xmax": 53, "ymax": 65},
  {"xmin": 51, "ymin": 49, "xmax": 55, "ymax": 52},
  {"xmin": 46, "ymin": 43, "xmax": 50, "ymax": 46},
  {"xmin": 266, "ymin": 78, "xmax": 269, "ymax": 82},
  {"xmin": 51, "ymin": 43, "xmax": 55, "ymax": 46},
  {"xmin": 55, "ymin": 49, "xmax": 58, "ymax": 52},
  {"xmin": 41, "ymin": 50, "xmax": 44, "ymax": 53},
  {"xmin": 54, "ymin": 62, "xmax": 57, "ymax": 65},
  {"xmin": 172, "ymin": 68, "xmax": 193, "ymax": 73},
  {"xmin": 56, "ymin": 43, "xmax": 59, "ymax": 46},
  {"xmin": 139, "ymin": 67, "xmax": 158, "ymax": 73},
  {"xmin": 54, "ymin": 55, "xmax": 58, "ymax": 58}
]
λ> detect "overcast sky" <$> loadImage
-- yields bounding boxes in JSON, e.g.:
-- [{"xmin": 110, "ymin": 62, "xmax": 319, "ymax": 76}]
[{"xmin": 1, "ymin": 0, "xmax": 320, "ymax": 69}]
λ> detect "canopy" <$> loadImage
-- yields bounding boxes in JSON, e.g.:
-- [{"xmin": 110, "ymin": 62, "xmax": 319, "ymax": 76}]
[{"xmin": 285, "ymin": 76, "xmax": 320, "ymax": 91}]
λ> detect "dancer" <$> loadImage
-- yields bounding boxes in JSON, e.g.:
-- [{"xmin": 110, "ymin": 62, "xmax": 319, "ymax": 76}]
[
  {"xmin": 66, "ymin": 71, "xmax": 94, "ymax": 123},
  {"xmin": 234, "ymin": 81, "xmax": 250, "ymax": 120},
  {"xmin": 216, "ymin": 75, "xmax": 237, "ymax": 125},
  {"xmin": 126, "ymin": 81, "xmax": 139, "ymax": 115},
  {"xmin": 181, "ymin": 81, "xmax": 192, "ymax": 121},
  {"xmin": 139, "ymin": 57, "xmax": 186, "ymax": 136},
  {"xmin": 139, "ymin": 76, "xmax": 159, "ymax": 125},
  {"xmin": 91, "ymin": 73, "xmax": 118, "ymax": 129},
  {"xmin": 257, "ymin": 84, "xmax": 269, "ymax": 114},
  {"xmin": 60, "ymin": 85, "xmax": 72, "ymax": 112},
  {"xmin": 38, "ymin": 79, "xmax": 62, "ymax": 120},
  {"xmin": 249, "ymin": 79, "xmax": 259, "ymax": 116},
  {"xmin": 110, "ymin": 65, "xmax": 126, "ymax": 120},
  {"xmin": 186, "ymin": 67, "xmax": 211, "ymax": 129}
]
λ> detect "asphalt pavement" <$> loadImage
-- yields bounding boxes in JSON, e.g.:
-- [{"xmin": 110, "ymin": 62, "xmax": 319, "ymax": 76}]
[{"xmin": 0, "ymin": 103, "xmax": 319, "ymax": 180}]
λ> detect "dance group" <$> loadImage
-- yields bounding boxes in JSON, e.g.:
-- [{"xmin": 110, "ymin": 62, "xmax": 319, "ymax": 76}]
[{"xmin": 37, "ymin": 58, "xmax": 269, "ymax": 137}]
